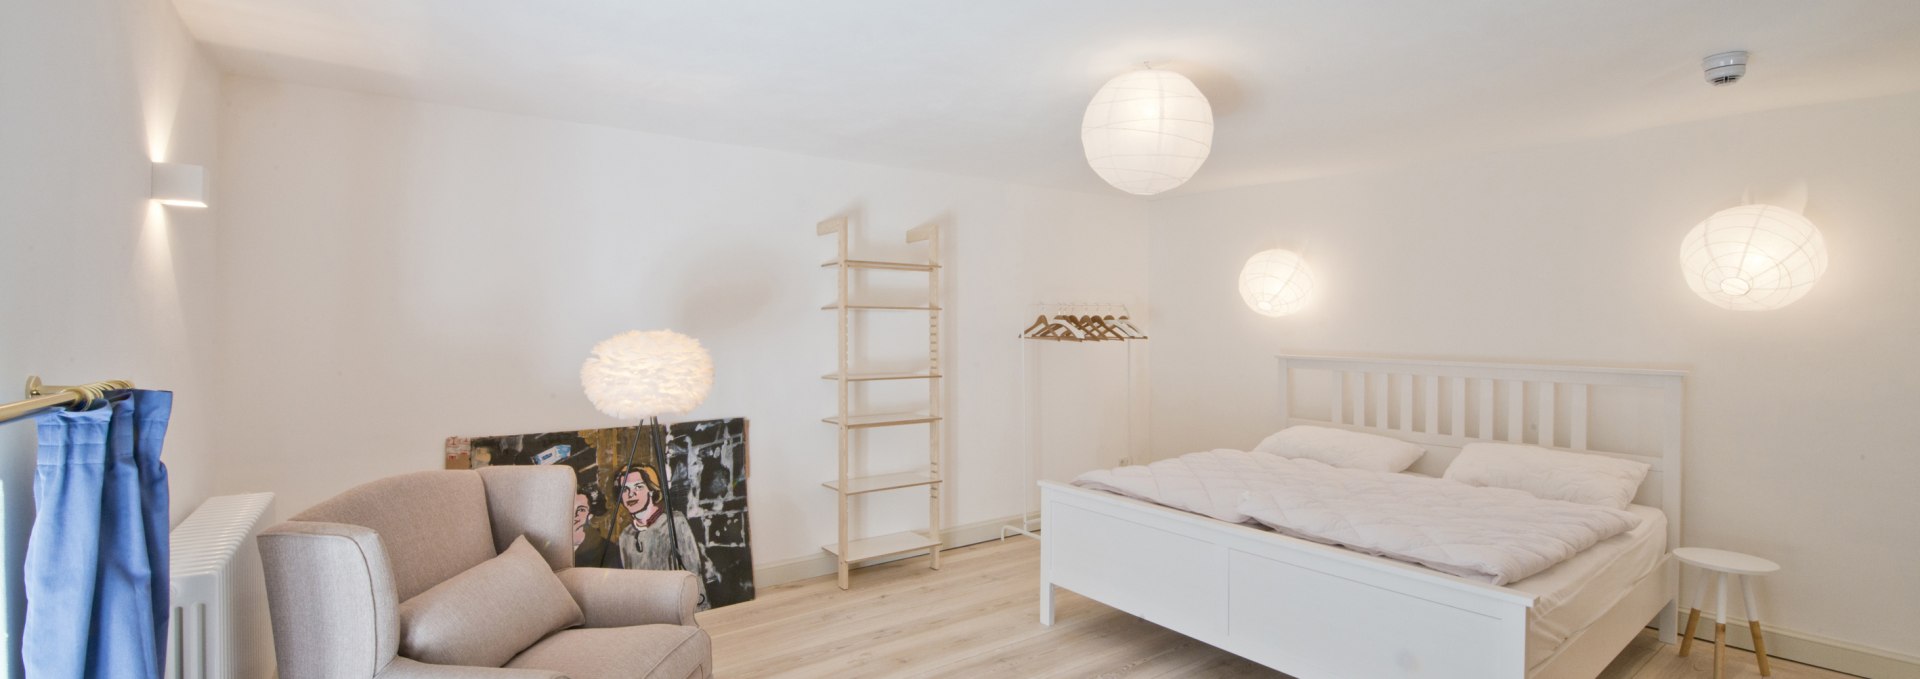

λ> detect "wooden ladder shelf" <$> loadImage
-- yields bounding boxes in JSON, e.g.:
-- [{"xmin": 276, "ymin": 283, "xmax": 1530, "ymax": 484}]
[{"xmin": 819, "ymin": 218, "xmax": 944, "ymax": 589}]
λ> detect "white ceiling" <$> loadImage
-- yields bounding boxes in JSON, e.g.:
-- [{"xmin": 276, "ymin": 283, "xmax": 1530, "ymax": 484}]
[{"xmin": 173, "ymin": 0, "xmax": 1920, "ymax": 196}]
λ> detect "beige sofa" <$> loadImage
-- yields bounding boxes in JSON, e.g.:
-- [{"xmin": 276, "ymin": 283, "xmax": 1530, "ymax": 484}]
[{"xmin": 258, "ymin": 466, "xmax": 712, "ymax": 679}]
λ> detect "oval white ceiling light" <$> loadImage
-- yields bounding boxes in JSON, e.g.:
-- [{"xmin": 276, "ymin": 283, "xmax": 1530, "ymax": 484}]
[
  {"xmin": 1679, "ymin": 204, "xmax": 1828, "ymax": 311},
  {"xmin": 1239, "ymin": 249, "xmax": 1314, "ymax": 317},
  {"xmin": 1081, "ymin": 67, "xmax": 1214, "ymax": 196}
]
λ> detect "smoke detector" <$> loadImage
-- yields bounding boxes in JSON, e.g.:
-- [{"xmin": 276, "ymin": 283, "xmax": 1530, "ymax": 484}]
[{"xmin": 1703, "ymin": 51, "xmax": 1749, "ymax": 86}]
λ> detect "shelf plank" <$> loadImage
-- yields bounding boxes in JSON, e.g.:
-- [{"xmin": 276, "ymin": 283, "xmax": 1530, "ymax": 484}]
[
  {"xmin": 820, "ymin": 303, "xmax": 942, "ymax": 311},
  {"xmin": 820, "ymin": 371, "xmax": 941, "ymax": 382},
  {"xmin": 822, "ymin": 530, "xmax": 940, "ymax": 563},
  {"xmin": 823, "ymin": 471, "xmax": 941, "ymax": 495},
  {"xmin": 821, "ymin": 259, "xmax": 939, "ymax": 272},
  {"xmin": 821, "ymin": 412, "xmax": 940, "ymax": 429}
]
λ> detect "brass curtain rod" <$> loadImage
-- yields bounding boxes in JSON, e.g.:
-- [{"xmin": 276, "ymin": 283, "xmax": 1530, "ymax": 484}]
[{"xmin": 0, "ymin": 376, "xmax": 135, "ymax": 424}]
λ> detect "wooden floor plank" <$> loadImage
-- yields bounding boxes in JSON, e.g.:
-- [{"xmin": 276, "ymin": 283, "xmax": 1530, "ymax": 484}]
[
  {"xmin": 700, "ymin": 537, "xmax": 1856, "ymax": 679},
  {"xmin": 1596, "ymin": 633, "xmax": 1665, "ymax": 679},
  {"xmin": 709, "ymin": 549, "xmax": 1039, "ymax": 652}
]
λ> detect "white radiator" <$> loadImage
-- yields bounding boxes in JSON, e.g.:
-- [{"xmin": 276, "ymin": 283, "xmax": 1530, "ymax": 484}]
[{"xmin": 165, "ymin": 492, "xmax": 276, "ymax": 679}]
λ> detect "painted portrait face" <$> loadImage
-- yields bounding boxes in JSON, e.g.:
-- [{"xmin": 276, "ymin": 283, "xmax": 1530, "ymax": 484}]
[
  {"xmin": 619, "ymin": 470, "xmax": 654, "ymax": 515},
  {"xmin": 571, "ymin": 493, "xmax": 590, "ymax": 546}
]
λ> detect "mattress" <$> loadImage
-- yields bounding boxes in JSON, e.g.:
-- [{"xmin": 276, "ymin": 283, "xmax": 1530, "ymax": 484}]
[
  {"xmin": 1514, "ymin": 504, "xmax": 1667, "ymax": 671},
  {"xmin": 1074, "ymin": 449, "xmax": 1644, "ymax": 584},
  {"xmin": 1070, "ymin": 462, "xmax": 1666, "ymax": 669}
]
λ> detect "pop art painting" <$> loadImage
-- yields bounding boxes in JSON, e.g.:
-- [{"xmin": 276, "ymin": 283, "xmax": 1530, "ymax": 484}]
[{"xmin": 446, "ymin": 419, "xmax": 753, "ymax": 609}]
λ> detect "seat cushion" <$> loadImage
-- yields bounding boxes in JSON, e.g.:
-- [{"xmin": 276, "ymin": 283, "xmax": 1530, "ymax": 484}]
[
  {"xmin": 398, "ymin": 536, "xmax": 584, "ymax": 667},
  {"xmin": 506, "ymin": 626, "xmax": 712, "ymax": 679}
]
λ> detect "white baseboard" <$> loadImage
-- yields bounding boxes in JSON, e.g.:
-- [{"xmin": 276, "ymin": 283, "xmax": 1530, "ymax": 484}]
[
  {"xmin": 752, "ymin": 519, "xmax": 1916, "ymax": 678},
  {"xmin": 1672, "ymin": 612, "xmax": 1920, "ymax": 679},
  {"xmin": 753, "ymin": 513, "xmax": 1035, "ymax": 588}
]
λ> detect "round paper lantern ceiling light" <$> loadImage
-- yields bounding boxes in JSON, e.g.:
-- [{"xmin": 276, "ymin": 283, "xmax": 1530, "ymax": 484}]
[
  {"xmin": 1679, "ymin": 204, "xmax": 1828, "ymax": 311},
  {"xmin": 1239, "ymin": 249, "xmax": 1314, "ymax": 317},
  {"xmin": 1081, "ymin": 67, "xmax": 1214, "ymax": 196},
  {"xmin": 580, "ymin": 329, "xmax": 714, "ymax": 420}
]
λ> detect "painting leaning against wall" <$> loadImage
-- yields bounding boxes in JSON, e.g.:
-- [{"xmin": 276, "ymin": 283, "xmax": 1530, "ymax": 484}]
[{"xmin": 445, "ymin": 418, "xmax": 754, "ymax": 609}]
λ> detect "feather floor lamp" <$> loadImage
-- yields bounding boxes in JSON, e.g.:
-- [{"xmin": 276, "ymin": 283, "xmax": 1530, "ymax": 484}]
[{"xmin": 581, "ymin": 329, "xmax": 715, "ymax": 572}]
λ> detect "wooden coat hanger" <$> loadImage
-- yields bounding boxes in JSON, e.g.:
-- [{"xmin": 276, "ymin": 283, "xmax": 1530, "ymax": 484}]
[
  {"xmin": 1025, "ymin": 305, "xmax": 1080, "ymax": 341},
  {"xmin": 1023, "ymin": 314, "xmax": 1051, "ymax": 338},
  {"xmin": 1084, "ymin": 315, "xmax": 1118, "ymax": 341},
  {"xmin": 1087, "ymin": 307, "xmax": 1127, "ymax": 341}
]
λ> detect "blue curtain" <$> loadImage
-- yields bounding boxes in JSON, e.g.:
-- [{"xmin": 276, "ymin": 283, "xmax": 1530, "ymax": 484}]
[{"xmin": 23, "ymin": 390, "xmax": 171, "ymax": 679}]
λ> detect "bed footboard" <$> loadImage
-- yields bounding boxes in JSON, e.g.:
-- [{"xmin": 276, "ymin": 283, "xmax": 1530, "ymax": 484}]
[{"xmin": 1040, "ymin": 481, "xmax": 1536, "ymax": 679}]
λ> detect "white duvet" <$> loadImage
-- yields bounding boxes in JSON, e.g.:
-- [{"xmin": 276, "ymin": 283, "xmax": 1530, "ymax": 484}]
[{"xmin": 1073, "ymin": 450, "xmax": 1642, "ymax": 585}]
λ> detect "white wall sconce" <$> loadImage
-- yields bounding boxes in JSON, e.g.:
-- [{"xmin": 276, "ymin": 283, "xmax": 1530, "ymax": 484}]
[
  {"xmin": 150, "ymin": 162, "xmax": 207, "ymax": 208},
  {"xmin": 1239, "ymin": 249, "xmax": 1314, "ymax": 317},
  {"xmin": 1679, "ymin": 204, "xmax": 1827, "ymax": 311}
]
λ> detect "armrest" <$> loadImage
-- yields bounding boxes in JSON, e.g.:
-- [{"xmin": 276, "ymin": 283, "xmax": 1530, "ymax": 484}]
[
  {"xmin": 257, "ymin": 520, "xmax": 403, "ymax": 679},
  {"xmin": 377, "ymin": 657, "xmax": 567, "ymax": 679},
  {"xmin": 556, "ymin": 567, "xmax": 701, "ymax": 628}
]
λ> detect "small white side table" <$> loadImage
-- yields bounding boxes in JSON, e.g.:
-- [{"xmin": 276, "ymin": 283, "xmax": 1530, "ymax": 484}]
[{"xmin": 1674, "ymin": 547, "xmax": 1780, "ymax": 679}]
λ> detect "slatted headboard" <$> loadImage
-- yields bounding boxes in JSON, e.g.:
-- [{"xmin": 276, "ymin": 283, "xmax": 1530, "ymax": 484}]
[{"xmin": 1276, "ymin": 354, "xmax": 1686, "ymax": 549}]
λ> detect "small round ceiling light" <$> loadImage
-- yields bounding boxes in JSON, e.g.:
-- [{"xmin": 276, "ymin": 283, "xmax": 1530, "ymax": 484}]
[
  {"xmin": 1238, "ymin": 249, "xmax": 1314, "ymax": 317},
  {"xmin": 1679, "ymin": 204, "xmax": 1828, "ymax": 311},
  {"xmin": 1081, "ymin": 67, "xmax": 1214, "ymax": 196}
]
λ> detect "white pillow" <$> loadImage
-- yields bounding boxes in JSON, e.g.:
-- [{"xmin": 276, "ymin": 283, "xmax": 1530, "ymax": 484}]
[
  {"xmin": 1443, "ymin": 442, "xmax": 1650, "ymax": 510},
  {"xmin": 1252, "ymin": 425, "xmax": 1425, "ymax": 473}
]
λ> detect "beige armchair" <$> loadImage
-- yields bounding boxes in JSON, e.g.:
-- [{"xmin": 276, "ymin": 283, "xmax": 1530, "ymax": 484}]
[{"xmin": 258, "ymin": 466, "xmax": 712, "ymax": 679}]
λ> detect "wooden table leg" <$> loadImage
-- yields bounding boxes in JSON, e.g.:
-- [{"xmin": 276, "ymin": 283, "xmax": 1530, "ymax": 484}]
[
  {"xmin": 1714, "ymin": 622, "xmax": 1727, "ymax": 679},
  {"xmin": 1679, "ymin": 566, "xmax": 1709, "ymax": 657},
  {"xmin": 1679, "ymin": 608, "xmax": 1702, "ymax": 656},
  {"xmin": 1713, "ymin": 572, "xmax": 1728, "ymax": 679},
  {"xmin": 1742, "ymin": 574, "xmax": 1773, "ymax": 677}
]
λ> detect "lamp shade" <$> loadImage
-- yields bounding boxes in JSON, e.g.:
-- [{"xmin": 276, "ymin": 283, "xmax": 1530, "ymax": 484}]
[
  {"xmin": 1081, "ymin": 68, "xmax": 1214, "ymax": 196},
  {"xmin": 1238, "ymin": 249, "xmax": 1313, "ymax": 317},
  {"xmin": 580, "ymin": 330, "xmax": 713, "ymax": 420},
  {"xmin": 1679, "ymin": 204, "xmax": 1828, "ymax": 311}
]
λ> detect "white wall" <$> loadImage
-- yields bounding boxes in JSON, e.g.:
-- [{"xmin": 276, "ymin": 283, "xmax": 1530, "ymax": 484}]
[
  {"xmin": 1145, "ymin": 92, "xmax": 1920, "ymax": 660},
  {"xmin": 0, "ymin": 0, "xmax": 222, "ymax": 674},
  {"xmin": 212, "ymin": 77, "xmax": 1148, "ymax": 571}
]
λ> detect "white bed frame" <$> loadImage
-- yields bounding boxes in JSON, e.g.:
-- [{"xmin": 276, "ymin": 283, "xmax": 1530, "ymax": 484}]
[{"xmin": 1039, "ymin": 354, "xmax": 1686, "ymax": 679}]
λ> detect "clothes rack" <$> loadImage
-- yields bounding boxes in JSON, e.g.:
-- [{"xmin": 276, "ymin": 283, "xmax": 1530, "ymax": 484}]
[{"xmin": 1003, "ymin": 303, "xmax": 1146, "ymax": 542}]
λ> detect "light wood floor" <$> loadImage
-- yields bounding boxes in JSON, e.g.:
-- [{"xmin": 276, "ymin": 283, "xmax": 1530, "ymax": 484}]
[{"xmin": 698, "ymin": 538, "xmax": 1854, "ymax": 679}]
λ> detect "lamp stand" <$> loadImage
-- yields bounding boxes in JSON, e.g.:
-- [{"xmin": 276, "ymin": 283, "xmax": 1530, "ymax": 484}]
[
  {"xmin": 594, "ymin": 418, "xmax": 690, "ymax": 572},
  {"xmin": 647, "ymin": 415, "xmax": 687, "ymax": 571}
]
